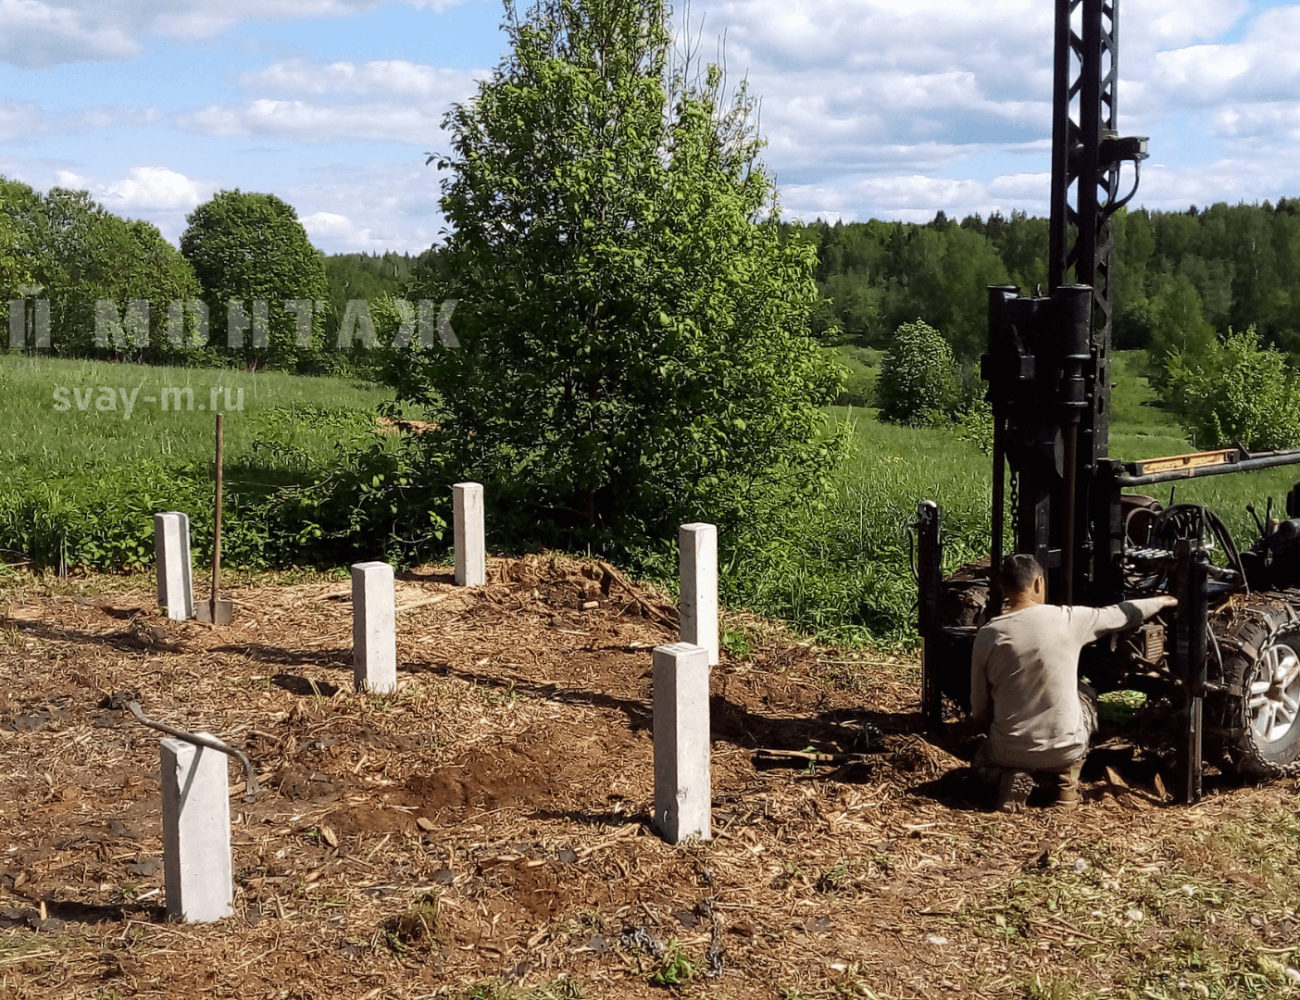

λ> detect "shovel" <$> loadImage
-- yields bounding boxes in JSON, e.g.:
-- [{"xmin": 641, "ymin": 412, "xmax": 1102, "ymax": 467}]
[{"xmin": 195, "ymin": 412, "xmax": 233, "ymax": 626}]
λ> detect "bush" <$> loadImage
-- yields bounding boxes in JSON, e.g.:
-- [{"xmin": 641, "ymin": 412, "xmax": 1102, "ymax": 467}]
[
  {"xmin": 955, "ymin": 399, "xmax": 994, "ymax": 455},
  {"xmin": 0, "ymin": 461, "xmax": 258, "ymax": 573},
  {"xmin": 875, "ymin": 320, "xmax": 959, "ymax": 425},
  {"xmin": 1164, "ymin": 326, "xmax": 1300, "ymax": 451},
  {"xmin": 259, "ymin": 436, "xmax": 450, "ymax": 568}
]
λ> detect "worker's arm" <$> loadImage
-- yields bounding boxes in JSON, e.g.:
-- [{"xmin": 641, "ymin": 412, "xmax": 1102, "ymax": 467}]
[
  {"xmin": 970, "ymin": 629, "xmax": 993, "ymax": 726},
  {"xmin": 1072, "ymin": 595, "xmax": 1177, "ymax": 642}
]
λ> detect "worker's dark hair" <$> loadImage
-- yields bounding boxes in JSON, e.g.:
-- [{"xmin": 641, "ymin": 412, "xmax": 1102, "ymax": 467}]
[{"xmin": 1000, "ymin": 554, "xmax": 1045, "ymax": 595}]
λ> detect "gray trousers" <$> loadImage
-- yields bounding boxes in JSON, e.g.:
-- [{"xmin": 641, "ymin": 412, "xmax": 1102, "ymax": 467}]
[{"xmin": 975, "ymin": 683, "xmax": 1099, "ymax": 778}]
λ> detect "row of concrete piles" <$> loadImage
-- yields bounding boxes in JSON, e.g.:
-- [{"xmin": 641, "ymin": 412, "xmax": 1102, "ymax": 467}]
[{"xmin": 149, "ymin": 486, "xmax": 722, "ymax": 922}]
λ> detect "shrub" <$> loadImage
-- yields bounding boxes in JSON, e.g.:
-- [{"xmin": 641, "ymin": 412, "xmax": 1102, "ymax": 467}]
[
  {"xmin": 259, "ymin": 436, "xmax": 451, "ymax": 568},
  {"xmin": 1164, "ymin": 326, "xmax": 1300, "ymax": 451},
  {"xmin": 875, "ymin": 320, "xmax": 959, "ymax": 425},
  {"xmin": 955, "ymin": 399, "xmax": 994, "ymax": 455}
]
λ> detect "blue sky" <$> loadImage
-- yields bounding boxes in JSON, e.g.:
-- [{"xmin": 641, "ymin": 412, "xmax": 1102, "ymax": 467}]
[{"xmin": 2, "ymin": 0, "xmax": 1299, "ymax": 254}]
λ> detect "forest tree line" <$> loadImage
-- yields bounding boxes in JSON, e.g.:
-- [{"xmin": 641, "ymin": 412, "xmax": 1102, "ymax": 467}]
[
  {"xmin": 4, "ymin": 169, "xmax": 1300, "ymax": 373},
  {"xmin": 791, "ymin": 200, "xmax": 1300, "ymax": 363}
]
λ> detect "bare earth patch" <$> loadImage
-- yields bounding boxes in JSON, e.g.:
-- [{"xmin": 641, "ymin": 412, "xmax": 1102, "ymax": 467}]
[{"xmin": 1, "ymin": 555, "xmax": 1298, "ymax": 999}]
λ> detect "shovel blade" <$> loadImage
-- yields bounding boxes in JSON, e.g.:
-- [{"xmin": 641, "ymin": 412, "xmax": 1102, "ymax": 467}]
[{"xmin": 195, "ymin": 599, "xmax": 234, "ymax": 626}]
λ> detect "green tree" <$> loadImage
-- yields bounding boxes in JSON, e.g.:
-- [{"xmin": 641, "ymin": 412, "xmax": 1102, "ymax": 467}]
[
  {"xmin": 393, "ymin": 0, "xmax": 843, "ymax": 543},
  {"xmin": 325, "ymin": 252, "xmax": 412, "ymax": 322},
  {"xmin": 65, "ymin": 214, "xmax": 202, "ymax": 361},
  {"xmin": 0, "ymin": 212, "xmax": 32, "ymax": 304},
  {"xmin": 0, "ymin": 179, "xmax": 199, "ymax": 358},
  {"xmin": 180, "ymin": 190, "xmax": 328, "ymax": 370},
  {"xmin": 1166, "ymin": 327, "xmax": 1300, "ymax": 450},
  {"xmin": 995, "ymin": 212, "xmax": 1049, "ymax": 292},
  {"xmin": 875, "ymin": 319, "xmax": 959, "ymax": 426},
  {"xmin": 883, "ymin": 225, "xmax": 1009, "ymax": 359},
  {"xmin": 0, "ymin": 178, "xmax": 42, "ymax": 301},
  {"xmin": 1146, "ymin": 273, "xmax": 1216, "ymax": 378}
]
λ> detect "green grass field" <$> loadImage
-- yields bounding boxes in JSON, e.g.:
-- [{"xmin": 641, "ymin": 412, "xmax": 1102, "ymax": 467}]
[
  {"xmin": 829, "ymin": 347, "xmax": 1300, "ymax": 541},
  {"xmin": 0, "ymin": 354, "xmax": 392, "ymax": 483},
  {"xmin": 0, "ymin": 355, "xmax": 399, "ymax": 571}
]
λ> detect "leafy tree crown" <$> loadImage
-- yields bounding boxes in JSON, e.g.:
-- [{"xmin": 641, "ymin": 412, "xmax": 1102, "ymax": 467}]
[
  {"xmin": 393, "ymin": 0, "xmax": 844, "ymax": 544},
  {"xmin": 180, "ymin": 189, "xmax": 327, "ymax": 369}
]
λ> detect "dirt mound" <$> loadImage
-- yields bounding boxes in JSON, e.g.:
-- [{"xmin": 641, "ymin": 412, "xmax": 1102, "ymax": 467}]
[{"xmin": 376, "ymin": 416, "xmax": 441, "ymax": 434}]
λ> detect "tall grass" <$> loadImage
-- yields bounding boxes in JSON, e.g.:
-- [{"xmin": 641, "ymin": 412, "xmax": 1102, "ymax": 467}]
[
  {"xmin": 0, "ymin": 355, "xmax": 391, "ymax": 481},
  {"xmin": 720, "ymin": 350, "xmax": 1300, "ymax": 646}
]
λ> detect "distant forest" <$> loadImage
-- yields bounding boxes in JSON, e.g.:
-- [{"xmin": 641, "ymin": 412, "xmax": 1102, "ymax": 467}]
[
  {"xmin": 333, "ymin": 201, "xmax": 1300, "ymax": 367},
  {"xmin": 5, "ymin": 168, "xmax": 1298, "ymax": 371},
  {"xmin": 323, "ymin": 251, "xmax": 417, "ymax": 322},
  {"xmin": 786, "ymin": 200, "xmax": 1300, "ymax": 361}
]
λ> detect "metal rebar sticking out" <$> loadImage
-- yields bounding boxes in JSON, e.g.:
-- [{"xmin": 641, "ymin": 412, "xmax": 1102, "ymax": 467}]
[{"xmin": 125, "ymin": 700, "xmax": 259, "ymax": 802}]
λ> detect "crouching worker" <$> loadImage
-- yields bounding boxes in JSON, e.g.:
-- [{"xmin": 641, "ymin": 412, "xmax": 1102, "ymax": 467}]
[{"xmin": 971, "ymin": 554, "xmax": 1176, "ymax": 812}]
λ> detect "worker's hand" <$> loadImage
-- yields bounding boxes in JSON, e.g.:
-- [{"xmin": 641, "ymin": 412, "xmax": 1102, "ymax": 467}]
[{"xmin": 1154, "ymin": 595, "xmax": 1178, "ymax": 610}]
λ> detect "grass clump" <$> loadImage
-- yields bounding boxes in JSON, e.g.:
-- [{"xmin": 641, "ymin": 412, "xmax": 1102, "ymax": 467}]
[
  {"xmin": 648, "ymin": 939, "xmax": 697, "ymax": 988},
  {"xmin": 383, "ymin": 893, "xmax": 442, "ymax": 954}
]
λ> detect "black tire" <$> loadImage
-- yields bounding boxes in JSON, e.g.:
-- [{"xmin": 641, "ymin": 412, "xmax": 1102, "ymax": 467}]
[{"xmin": 1216, "ymin": 604, "xmax": 1300, "ymax": 778}]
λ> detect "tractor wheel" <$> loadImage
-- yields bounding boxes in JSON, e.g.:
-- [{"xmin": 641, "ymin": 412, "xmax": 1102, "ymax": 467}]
[{"xmin": 1218, "ymin": 604, "xmax": 1300, "ymax": 778}]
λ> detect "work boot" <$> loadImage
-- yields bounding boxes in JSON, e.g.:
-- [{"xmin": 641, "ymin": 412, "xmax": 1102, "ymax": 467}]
[
  {"xmin": 1051, "ymin": 763, "xmax": 1083, "ymax": 810},
  {"xmin": 995, "ymin": 768, "xmax": 1035, "ymax": 813}
]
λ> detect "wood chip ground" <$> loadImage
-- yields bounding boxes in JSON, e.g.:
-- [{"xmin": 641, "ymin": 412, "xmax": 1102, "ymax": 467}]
[{"xmin": 1, "ymin": 555, "xmax": 1297, "ymax": 999}]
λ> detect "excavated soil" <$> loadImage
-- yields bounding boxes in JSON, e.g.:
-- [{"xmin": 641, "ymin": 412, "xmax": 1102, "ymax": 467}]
[{"xmin": 0, "ymin": 555, "xmax": 1297, "ymax": 999}]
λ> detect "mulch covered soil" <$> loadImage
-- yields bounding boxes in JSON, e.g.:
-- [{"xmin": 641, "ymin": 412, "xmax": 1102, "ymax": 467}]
[{"xmin": 0, "ymin": 555, "xmax": 1297, "ymax": 999}]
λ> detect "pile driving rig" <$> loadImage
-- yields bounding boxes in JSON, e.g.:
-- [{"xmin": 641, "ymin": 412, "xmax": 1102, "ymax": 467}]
[{"xmin": 916, "ymin": 0, "xmax": 1300, "ymax": 802}]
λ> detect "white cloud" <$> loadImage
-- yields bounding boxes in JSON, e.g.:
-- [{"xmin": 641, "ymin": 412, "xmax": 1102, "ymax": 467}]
[
  {"xmin": 1124, "ymin": 0, "xmax": 1250, "ymax": 51},
  {"xmin": 180, "ymin": 99, "xmax": 448, "ymax": 144},
  {"xmin": 282, "ymin": 159, "xmax": 447, "ymax": 252},
  {"xmin": 688, "ymin": 0, "xmax": 1056, "ymax": 195},
  {"xmin": 43, "ymin": 165, "xmax": 211, "ymax": 241},
  {"xmin": 176, "ymin": 59, "xmax": 482, "ymax": 145},
  {"xmin": 300, "ymin": 210, "xmax": 394, "ymax": 252},
  {"xmin": 0, "ymin": 0, "xmax": 137, "ymax": 67},
  {"xmin": 240, "ymin": 59, "xmax": 485, "ymax": 100},
  {"xmin": 151, "ymin": 0, "xmax": 465, "ymax": 39},
  {"xmin": 0, "ymin": 100, "xmax": 42, "ymax": 141},
  {"xmin": 688, "ymin": 0, "xmax": 1300, "ymax": 226},
  {"xmin": 102, "ymin": 166, "xmax": 204, "ymax": 213},
  {"xmin": 0, "ymin": 0, "xmax": 467, "ymax": 66},
  {"xmin": 1145, "ymin": 7, "xmax": 1300, "ymax": 111},
  {"xmin": 0, "ymin": 99, "xmax": 156, "ymax": 139},
  {"xmin": 9, "ymin": 0, "xmax": 1300, "ymax": 252},
  {"xmin": 784, "ymin": 173, "xmax": 1014, "ymax": 225}
]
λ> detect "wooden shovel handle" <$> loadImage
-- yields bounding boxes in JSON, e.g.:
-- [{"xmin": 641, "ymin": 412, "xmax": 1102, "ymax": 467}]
[{"xmin": 212, "ymin": 412, "xmax": 223, "ymax": 603}]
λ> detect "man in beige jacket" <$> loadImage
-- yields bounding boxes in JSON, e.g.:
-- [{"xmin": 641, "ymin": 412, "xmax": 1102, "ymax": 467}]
[{"xmin": 972, "ymin": 554, "xmax": 1176, "ymax": 812}]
